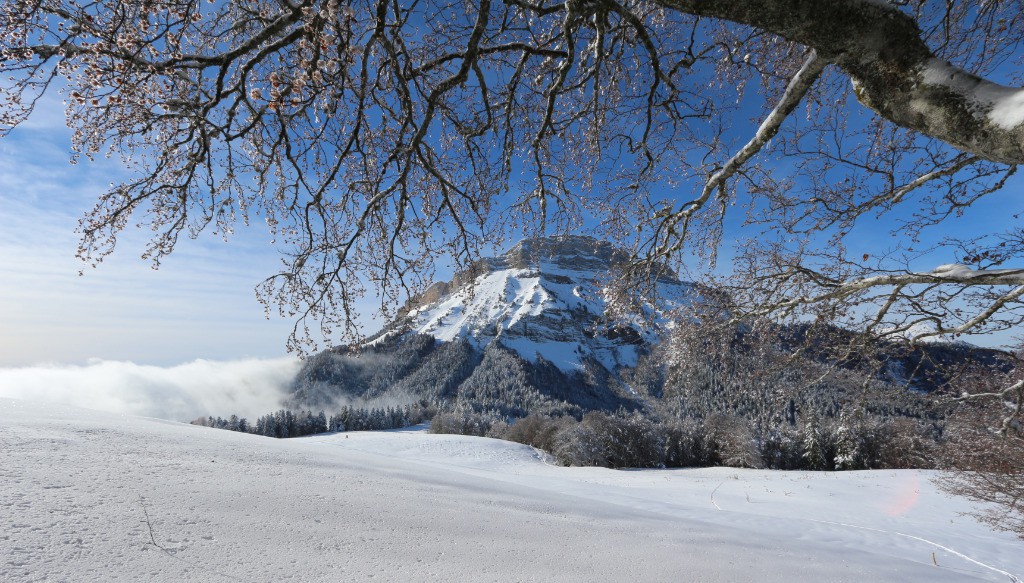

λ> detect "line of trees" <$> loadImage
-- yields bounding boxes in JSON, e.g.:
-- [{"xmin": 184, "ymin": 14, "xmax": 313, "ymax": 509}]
[
  {"xmin": 432, "ymin": 409, "xmax": 937, "ymax": 471},
  {"xmin": 192, "ymin": 403, "xmax": 434, "ymax": 438}
]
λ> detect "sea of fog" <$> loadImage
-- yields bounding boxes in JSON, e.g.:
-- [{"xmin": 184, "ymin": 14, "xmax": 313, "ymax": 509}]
[{"xmin": 0, "ymin": 357, "xmax": 299, "ymax": 421}]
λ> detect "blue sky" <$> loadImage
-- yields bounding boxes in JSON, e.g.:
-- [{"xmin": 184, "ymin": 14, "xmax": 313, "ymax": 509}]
[{"xmin": 0, "ymin": 93, "xmax": 384, "ymax": 366}]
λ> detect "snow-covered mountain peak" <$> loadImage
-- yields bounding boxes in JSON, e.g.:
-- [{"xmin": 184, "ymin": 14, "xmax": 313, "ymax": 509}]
[{"xmin": 391, "ymin": 236, "xmax": 696, "ymax": 372}]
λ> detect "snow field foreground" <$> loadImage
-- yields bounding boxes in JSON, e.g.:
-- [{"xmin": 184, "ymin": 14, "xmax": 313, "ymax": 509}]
[{"xmin": 1, "ymin": 398, "xmax": 1020, "ymax": 582}]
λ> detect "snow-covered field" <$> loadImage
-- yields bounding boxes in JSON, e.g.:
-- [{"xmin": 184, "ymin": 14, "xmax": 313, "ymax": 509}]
[{"xmin": 2, "ymin": 398, "xmax": 1020, "ymax": 582}]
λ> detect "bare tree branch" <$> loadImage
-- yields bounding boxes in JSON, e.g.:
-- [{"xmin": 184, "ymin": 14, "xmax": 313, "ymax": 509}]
[
  {"xmin": 645, "ymin": 49, "xmax": 826, "ymax": 260},
  {"xmin": 2, "ymin": 0, "xmax": 1024, "ymax": 355}
]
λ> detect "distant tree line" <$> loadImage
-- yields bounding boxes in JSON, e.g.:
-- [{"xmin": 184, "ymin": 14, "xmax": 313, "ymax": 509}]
[{"xmin": 192, "ymin": 403, "xmax": 434, "ymax": 438}]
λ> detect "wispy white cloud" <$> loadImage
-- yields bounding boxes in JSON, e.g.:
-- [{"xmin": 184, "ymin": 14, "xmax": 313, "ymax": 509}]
[
  {"xmin": 0, "ymin": 357, "xmax": 300, "ymax": 421},
  {"xmin": 0, "ymin": 185, "xmax": 300, "ymax": 364},
  {"xmin": 0, "ymin": 94, "xmax": 382, "ymax": 366}
]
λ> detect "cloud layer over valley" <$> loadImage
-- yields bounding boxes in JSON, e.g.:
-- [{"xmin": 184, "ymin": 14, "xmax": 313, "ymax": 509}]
[{"xmin": 0, "ymin": 357, "xmax": 299, "ymax": 421}]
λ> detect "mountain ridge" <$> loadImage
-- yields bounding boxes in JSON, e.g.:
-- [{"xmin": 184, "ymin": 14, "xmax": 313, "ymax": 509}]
[{"xmin": 287, "ymin": 235, "xmax": 1011, "ymax": 422}]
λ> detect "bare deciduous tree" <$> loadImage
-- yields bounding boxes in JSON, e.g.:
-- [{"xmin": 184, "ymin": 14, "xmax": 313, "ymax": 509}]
[
  {"xmin": 3, "ymin": 0, "xmax": 1023, "ymax": 350},
  {"xmin": 941, "ymin": 360, "xmax": 1024, "ymax": 537}
]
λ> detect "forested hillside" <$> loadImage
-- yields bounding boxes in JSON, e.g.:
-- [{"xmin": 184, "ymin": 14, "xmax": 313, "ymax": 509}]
[{"xmin": 202, "ymin": 237, "xmax": 1015, "ymax": 474}]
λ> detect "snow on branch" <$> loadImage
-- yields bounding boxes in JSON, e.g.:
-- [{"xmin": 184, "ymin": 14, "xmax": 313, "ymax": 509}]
[
  {"xmin": 655, "ymin": 0, "xmax": 1024, "ymax": 164},
  {"xmin": 853, "ymin": 264, "xmax": 1024, "ymax": 287},
  {"xmin": 737, "ymin": 263, "xmax": 1024, "ymax": 338},
  {"xmin": 646, "ymin": 50, "xmax": 826, "ymax": 260}
]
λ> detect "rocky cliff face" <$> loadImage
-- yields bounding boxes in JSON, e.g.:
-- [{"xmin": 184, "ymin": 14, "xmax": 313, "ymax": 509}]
[{"xmin": 392, "ymin": 235, "xmax": 696, "ymax": 372}]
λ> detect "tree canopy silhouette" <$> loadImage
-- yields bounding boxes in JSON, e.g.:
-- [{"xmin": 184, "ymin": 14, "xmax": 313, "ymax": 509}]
[{"xmin": 3, "ymin": 0, "xmax": 1023, "ymax": 351}]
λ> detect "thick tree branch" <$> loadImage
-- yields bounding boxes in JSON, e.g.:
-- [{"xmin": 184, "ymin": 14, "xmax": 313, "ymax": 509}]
[
  {"xmin": 653, "ymin": 0, "xmax": 1024, "ymax": 164},
  {"xmin": 838, "ymin": 264, "xmax": 1024, "ymax": 289},
  {"xmin": 736, "ymin": 263, "xmax": 1024, "ymax": 337}
]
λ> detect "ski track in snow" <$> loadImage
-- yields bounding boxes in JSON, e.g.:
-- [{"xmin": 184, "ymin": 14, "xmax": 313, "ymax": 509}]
[
  {"xmin": 2, "ymin": 398, "xmax": 1022, "ymax": 583},
  {"xmin": 803, "ymin": 518, "xmax": 1020, "ymax": 583},
  {"xmin": 698, "ymin": 474, "xmax": 1015, "ymax": 580},
  {"xmin": 339, "ymin": 430, "xmax": 1023, "ymax": 582}
]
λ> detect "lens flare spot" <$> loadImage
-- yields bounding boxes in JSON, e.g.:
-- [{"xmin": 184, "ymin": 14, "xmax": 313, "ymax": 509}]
[{"xmin": 885, "ymin": 472, "xmax": 921, "ymax": 516}]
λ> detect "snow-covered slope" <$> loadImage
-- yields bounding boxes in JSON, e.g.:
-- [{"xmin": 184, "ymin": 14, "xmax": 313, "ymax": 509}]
[
  {"xmin": 3, "ymin": 398, "xmax": 1021, "ymax": 582},
  {"xmin": 396, "ymin": 235, "xmax": 695, "ymax": 371}
]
